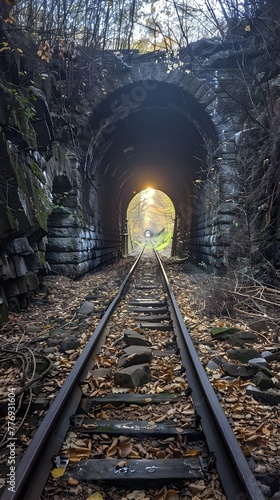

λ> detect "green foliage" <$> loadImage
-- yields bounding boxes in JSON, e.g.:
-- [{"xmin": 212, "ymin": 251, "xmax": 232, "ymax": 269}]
[
  {"xmin": 153, "ymin": 228, "xmax": 173, "ymax": 252},
  {"xmin": 27, "ymin": 158, "xmax": 45, "ymax": 183},
  {"xmin": 52, "ymin": 205, "xmax": 72, "ymax": 215},
  {"xmin": 0, "ymin": 83, "xmax": 36, "ymax": 120},
  {"xmin": 31, "ymin": 177, "xmax": 53, "ymax": 232},
  {"xmin": 127, "ymin": 188, "xmax": 175, "ymax": 252},
  {"xmin": 0, "ymin": 134, "xmax": 52, "ymax": 234},
  {"xmin": 0, "ymin": 82, "xmax": 37, "ymax": 148},
  {"xmin": 0, "ymin": 42, "xmax": 23, "ymax": 56},
  {"xmin": 5, "ymin": 198, "xmax": 17, "ymax": 229},
  {"xmin": 210, "ymin": 326, "xmax": 241, "ymax": 337}
]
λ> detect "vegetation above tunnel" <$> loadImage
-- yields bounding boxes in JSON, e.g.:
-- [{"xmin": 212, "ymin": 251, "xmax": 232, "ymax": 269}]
[{"xmin": 0, "ymin": 0, "xmax": 273, "ymax": 56}]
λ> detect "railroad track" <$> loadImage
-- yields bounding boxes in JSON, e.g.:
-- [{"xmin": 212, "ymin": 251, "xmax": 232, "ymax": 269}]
[{"xmin": 1, "ymin": 247, "xmax": 265, "ymax": 500}]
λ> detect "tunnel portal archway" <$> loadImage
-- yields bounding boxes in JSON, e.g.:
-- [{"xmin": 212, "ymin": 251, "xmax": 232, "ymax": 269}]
[{"xmin": 85, "ymin": 68, "xmax": 225, "ymax": 265}]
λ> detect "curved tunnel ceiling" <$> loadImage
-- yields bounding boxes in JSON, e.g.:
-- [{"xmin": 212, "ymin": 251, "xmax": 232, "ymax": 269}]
[{"xmin": 90, "ymin": 81, "xmax": 218, "ymax": 211}]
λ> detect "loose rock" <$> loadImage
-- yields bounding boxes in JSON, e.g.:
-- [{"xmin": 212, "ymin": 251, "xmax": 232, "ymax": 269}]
[
  {"xmin": 228, "ymin": 332, "xmax": 258, "ymax": 346},
  {"xmin": 59, "ymin": 339, "xmax": 81, "ymax": 353},
  {"xmin": 118, "ymin": 346, "xmax": 152, "ymax": 368},
  {"xmin": 123, "ymin": 329, "xmax": 151, "ymax": 346},
  {"xmin": 252, "ymin": 371, "xmax": 275, "ymax": 390},
  {"xmin": 221, "ymin": 361, "xmax": 257, "ymax": 378},
  {"xmin": 79, "ymin": 301, "xmax": 94, "ymax": 315},
  {"xmin": 248, "ymin": 357, "xmax": 269, "ymax": 367},
  {"xmin": 246, "ymin": 385, "xmax": 280, "ymax": 405},
  {"xmin": 226, "ymin": 348, "xmax": 260, "ymax": 363},
  {"xmin": 114, "ymin": 363, "xmax": 151, "ymax": 388},
  {"xmin": 90, "ymin": 368, "xmax": 112, "ymax": 378}
]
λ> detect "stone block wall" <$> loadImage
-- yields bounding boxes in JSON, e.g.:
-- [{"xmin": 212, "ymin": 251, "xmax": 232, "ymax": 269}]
[
  {"xmin": 0, "ymin": 236, "xmax": 47, "ymax": 314},
  {"xmin": 0, "ymin": 83, "xmax": 55, "ymax": 321},
  {"xmin": 185, "ymin": 52, "xmax": 261, "ymax": 269},
  {"xmin": 45, "ymin": 152, "xmax": 121, "ymax": 277}
]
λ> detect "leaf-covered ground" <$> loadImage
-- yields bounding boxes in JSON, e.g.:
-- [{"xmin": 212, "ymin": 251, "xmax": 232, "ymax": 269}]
[
  {"xmin": 0, "ymin": 254, "xmax": 279, "ymax": 499},
  {"xmin": 166, "ymin": 259, "xmax": 279, "ymax": 481}
]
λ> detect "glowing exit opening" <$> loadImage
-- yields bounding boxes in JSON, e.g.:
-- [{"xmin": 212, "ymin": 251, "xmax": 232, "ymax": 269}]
[{"xmin": 127, "ymin": 188, "xmax": 175, "ymax": 254}]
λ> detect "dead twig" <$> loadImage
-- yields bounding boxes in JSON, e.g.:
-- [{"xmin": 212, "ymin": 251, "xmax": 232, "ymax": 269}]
[{"xmin": 223, "ymin": 289, "xmax": 280, "ymax": 308}]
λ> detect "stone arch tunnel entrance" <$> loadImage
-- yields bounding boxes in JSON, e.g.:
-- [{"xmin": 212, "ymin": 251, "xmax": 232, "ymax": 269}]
[
  {"xmin": 45, "ymin": 60, "xmax": 239, "ymax": 277},
  {"xmin": 2, "ymin": 42, "xmax": 280, "ymax": 311},
  {"xmin": 85, "ymin": 73, "xmax": 223, "ymax": 269}
]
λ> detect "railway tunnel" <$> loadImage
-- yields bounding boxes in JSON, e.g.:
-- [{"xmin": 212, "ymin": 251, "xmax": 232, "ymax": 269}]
[
  {"xmin": 89, "ymin": 79, "xmax": 217, "ymax": 253},
  {"xmin": 46, "ymin": 59, "xmax": 240, "ymax": 276}
]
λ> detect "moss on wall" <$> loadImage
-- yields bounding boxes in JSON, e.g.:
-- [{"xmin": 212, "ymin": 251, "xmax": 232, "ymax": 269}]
[
  {"xmin": 0, "ymin": 137, "xmax": 53, "ymax": 237},
  {"xmin": 0, "ymin": 82, "xmax": 37, "ymax": 148},
  {"xmin": 0, "ymin": 80, "xmax": 55, "ymax": 239},
  {"xmin": 27, "ymin": 157, "xmax": 45, "ymax": 183}
]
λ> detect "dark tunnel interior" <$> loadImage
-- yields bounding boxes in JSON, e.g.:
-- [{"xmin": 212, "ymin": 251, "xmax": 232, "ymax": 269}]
[{"xmin": 88, "ymin": 81, "xmax": 218, "ymax": 254}]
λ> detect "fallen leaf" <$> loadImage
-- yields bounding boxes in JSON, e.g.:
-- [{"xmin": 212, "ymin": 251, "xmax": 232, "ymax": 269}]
[
  {"xmin": 127, "ymin": 491, "xmax": 147, "ymax": 499},
  {"xmin": 156, "ymin": 386, "xmax": 165, "ymax": 393},
  {"xmin": 67, "ymin": 477, "xmax": 79, "ymax": 485},
  {"xmin": 51, "ymin": 467, "xmax": 65, "ymax": 478},
  {"xmin": 154, "ymin": 486, "xmax": 168, "ymax": 500},
  {"xmin": 86, "ymin": 493, "xmax": 104, "ymax": 500},
  {"xmin": 185, "ymin": 449, "xmax": 202, "ymax": 457},
  {"xmin": 225, "ymin": 397, "xmax": 238, "ymax": 403},
  {"xmin": 106, "ymin": 444, "xmax": 118, "ymax": 457},
  {"xmin": 4, "ymin": 14, "xmax": 16, "ymax": 25},
  {"xmin": 118, "ymin": 436, "xmax": 133, "ymax": 458},
  {"xmin": 166, "ymin": 489, "xmax": 179, "ymax": 500},
  {"xmin": 155, "ymin": 415, "xmax": 166, "ymax": 424},
  {"xmin": 129, "ymin": 450, "xmax": 141, "ymax": 458},
  {"xmin": 116, "ymin": 460, "xmax": 127, "ymax": 468},
  {"xmin": 188, "ymin": 482, "xmax": 206, "ymax": 492},
  {"xmin": 262, "ymin": 425, "xmax": 272, "ymax": 437},
  {"xmin": 63, "ymin": 436, "xmax": 91, "ymax": 462},
  {"xmin": 156, "ymin": 450, "xmax": 166, "ymax": 458},
  {"xmin": 231, "ymin": 413, "xmax": 244, "ymax": 420},
  {"xmin": 246, "ymin": 434, "xmax": 260, "ymax": 443},
  {"xmin": 136, "ymin": 443, "xmax": 146, "ymax": 455},
  {"xmin": 241, "ymin": 445, "xmax": 251, "ymax": 457}
]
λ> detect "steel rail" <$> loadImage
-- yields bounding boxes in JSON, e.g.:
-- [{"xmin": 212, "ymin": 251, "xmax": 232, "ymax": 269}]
[
  {"xmin": 1, "ymin": 247, "xmax": 145, "ymax": 500},
  {"xmin": 154, "ymin": 248, "xmax": 265, "ymax": 500}
]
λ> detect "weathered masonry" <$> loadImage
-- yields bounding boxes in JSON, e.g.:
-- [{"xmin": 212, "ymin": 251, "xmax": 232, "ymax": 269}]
[{"xmin": 1, "ymin": 31, "xmax": 280, "ymax": 313}]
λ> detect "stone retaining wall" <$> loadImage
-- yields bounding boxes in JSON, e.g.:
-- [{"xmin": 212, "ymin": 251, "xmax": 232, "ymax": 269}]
[{"xmin": 0, "ymin": 237, "xmax": 47, "ymax": 317}]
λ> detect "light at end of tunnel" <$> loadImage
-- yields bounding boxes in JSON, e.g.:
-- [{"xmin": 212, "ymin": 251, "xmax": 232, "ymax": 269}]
[{"xmin": 144, "ymin": 230, "xmax": 152, "ymax": 238}]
